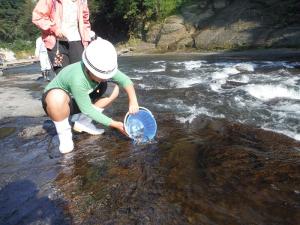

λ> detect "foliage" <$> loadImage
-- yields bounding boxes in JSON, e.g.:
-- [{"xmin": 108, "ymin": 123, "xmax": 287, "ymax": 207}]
[
  {"xmin": 0, "ymin": 0, "xmax": 187, "ymax": 46},
  {"xmin": 91, "ymin": 0, "xmax": 188, "ymax": 41},
  {"xmin": 0, "ymin": 0, "xmax": 39, "ymax": 53},
  {"xmin": 1, "ymin": 0, "xmax": 300, "ymax": 52}
]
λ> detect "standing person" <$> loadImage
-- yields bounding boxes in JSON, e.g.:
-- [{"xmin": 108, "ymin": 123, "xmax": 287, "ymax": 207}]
[
  {"xmin": 42, "ymin": 38, "xmax": 139, "ymax": 154},
  {"xmin": 32, "ymin": 0, "xmax": 91, "ymax": 74},
  {"xmin": 35, "ymin": 36, "xmax": 51, "ymax": 81}
]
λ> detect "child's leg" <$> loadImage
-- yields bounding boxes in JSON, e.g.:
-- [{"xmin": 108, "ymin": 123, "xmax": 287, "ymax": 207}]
[
  {"xmin": 43, "ymin": 89, "xmax": 73, "ymax": 153},
  {"xmin": 44, "ymin": 89, "xmax": 71, "ymax": 121},
  {"xmin": 72, "ymin": 84, "xmax": 119, "ymax": 135},
  {"xmin": 93, "ymin": 84, "xmax": 119, "ymax": 109}
]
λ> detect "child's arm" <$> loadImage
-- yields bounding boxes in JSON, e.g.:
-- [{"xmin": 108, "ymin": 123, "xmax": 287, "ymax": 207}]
[
  {"xmin": 112, "ymin": 70, "xmax": 139, "ymax": 114},
  {"xmin": 124, "ymin": 84, "xmax": 139, "ymax": 114}
]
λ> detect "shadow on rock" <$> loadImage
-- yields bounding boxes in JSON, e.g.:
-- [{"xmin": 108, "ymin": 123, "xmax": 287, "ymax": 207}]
[
  {"xmin": 0, "ymin": 180, "xmax": 72, "ymax": 225},
  {"xmin": 42, "ymin": 119, "xmax": 57, "ymax": 136}
]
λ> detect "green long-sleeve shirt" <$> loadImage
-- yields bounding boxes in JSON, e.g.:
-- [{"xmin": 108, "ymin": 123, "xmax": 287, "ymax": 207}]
[{"xmin": 44, "ymin": 62, "xmax": 133, "ymax": 126}]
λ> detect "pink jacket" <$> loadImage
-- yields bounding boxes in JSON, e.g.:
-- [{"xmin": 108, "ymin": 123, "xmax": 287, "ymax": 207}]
[{"xmin": 32, "ymin": 0, "xmax": 91, "ymax": 49}]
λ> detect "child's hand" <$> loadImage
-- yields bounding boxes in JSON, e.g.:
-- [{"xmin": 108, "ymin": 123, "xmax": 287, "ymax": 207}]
[
  {"xmin": 129, "ymin": 103, "xmax": 139, "ymax": 114},
  {"xmin": 110, "ymin": 120, "xmax": 128, "ymax": 136}
]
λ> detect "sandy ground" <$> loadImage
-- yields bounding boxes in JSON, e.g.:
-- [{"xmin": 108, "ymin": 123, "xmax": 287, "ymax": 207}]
[{"xmin": 0, "ymin": 73, "xmax": 45, "ymax": 119}]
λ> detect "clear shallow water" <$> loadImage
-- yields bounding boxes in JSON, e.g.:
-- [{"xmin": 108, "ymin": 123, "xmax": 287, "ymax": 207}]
[
  {"xmin": 3, "ymin": 63, "xmax": 40, "ymax": 75},
  {"xmin": 1, "ymin": 53, "xmax": 300, "ymax": 225}
]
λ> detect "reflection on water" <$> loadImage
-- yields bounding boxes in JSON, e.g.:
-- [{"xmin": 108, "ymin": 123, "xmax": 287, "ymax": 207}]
[{"xmin": 1, "ymin": 53, "xmax": 300, "ymax": 224}]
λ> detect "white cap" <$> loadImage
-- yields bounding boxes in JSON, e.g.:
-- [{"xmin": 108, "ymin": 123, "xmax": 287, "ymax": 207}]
[{"xmin": 82, "ymin": 38, "xmax": 118, "ymax": 79}]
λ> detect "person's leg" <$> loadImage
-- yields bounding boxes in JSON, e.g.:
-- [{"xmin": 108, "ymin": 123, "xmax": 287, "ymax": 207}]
[
  {"xmin": 44, "ymin": 89, "xmax": 71, "ymax": 120},
  {"xmin": 60, "ymin": 41, "xmax": 70, "ymax": 67},
  {"xmin": 42, "ymin": 89, "xmax": 74, "ymax": 153},
  {"xmin": 39, "ymin": 54, "xmax": 47, "ymax": 80},
  {"xmin": 44, "ymin": 53, "xmax": 52, "ymax": 81},
  {"xmin": 41, "ymin": 70, "xmax": 46, "ymax": 80},
  {"xmin": 93, "ymin": 83, "xmax": 119, "ymax": 109},
  {"xmin": 45, "ymin": 70, "xmax": 50, "ymax": 81},
  {"xmin": 89, "ymin": 82, "xmax": 108, "ymax": 101},
  {"xmin": 69, "ymin": 94, "xmax": 105, "ymax": 135},
  {"xmin": 68, "ymin": 41, "xmax": 84, "ymax": 64},
  {"xmin": 73, "ymin": 113, "xmax": 105, "ymax": 135},
  {"xmin": 72, "ymin": 83, "xmax": 119, "ymax": 135}
]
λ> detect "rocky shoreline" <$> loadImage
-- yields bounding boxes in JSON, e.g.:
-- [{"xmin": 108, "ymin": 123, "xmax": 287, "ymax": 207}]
[
  {"xmin": 117, "ymin": 45, "xmax": 300, "ymax": 59},
  {"xmin": 140, "ymin": 0, "xmax": 300, "ymax": 52},
  {"xmin": 0, "ymin": 71, "xmax": 45, "ymax": 120}
]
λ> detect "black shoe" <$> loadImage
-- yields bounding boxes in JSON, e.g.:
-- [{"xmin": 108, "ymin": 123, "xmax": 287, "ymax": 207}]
[{"xmin": 36, "ymin": 76, "xmax": 44, "ymax": 81}]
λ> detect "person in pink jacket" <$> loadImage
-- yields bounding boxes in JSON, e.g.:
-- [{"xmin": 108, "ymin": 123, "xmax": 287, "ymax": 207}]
[{"xmin": 32, "ymin": 0, "xmax": 91, "ymax": 73}]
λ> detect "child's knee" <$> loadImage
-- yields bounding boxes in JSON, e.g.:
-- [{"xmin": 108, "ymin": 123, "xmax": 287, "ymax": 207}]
[{"xmin": 46, "ymin": 89, "xmax": 70, "ymax": 107}]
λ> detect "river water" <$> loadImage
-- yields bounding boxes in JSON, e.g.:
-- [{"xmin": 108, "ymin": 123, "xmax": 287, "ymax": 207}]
[{"xmin": 0, "ymin": 52, "xmax": 300, "ymax": 224}]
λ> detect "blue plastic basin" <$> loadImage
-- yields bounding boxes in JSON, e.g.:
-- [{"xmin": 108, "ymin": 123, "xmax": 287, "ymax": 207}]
[{"xmin": 124, "ymin": 107, "xmax": 157, "ymax": 142}]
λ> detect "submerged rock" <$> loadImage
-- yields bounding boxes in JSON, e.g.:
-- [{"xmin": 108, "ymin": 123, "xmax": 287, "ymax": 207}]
[{"xmin": 1, "ymin": 110, "xmax": 299, "ymax": 225}]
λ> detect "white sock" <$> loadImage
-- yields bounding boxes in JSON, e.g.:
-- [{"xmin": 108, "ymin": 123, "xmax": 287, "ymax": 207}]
[
  {"xmin": 53, "ymin": 118, "xmax": 74, "ymax": 153},
  {"xmin": 53, "ymin": 118, "xmax": 71, "ymax": 132}
]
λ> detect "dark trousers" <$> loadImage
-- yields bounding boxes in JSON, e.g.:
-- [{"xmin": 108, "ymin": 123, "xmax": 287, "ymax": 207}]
[
  {"xmin": 42, "ymin": 82, "xmax": 108, "ymax": 116},
  {"xmin": 47, "ymin": 41, "xmax": 84, "ymax": 74}
]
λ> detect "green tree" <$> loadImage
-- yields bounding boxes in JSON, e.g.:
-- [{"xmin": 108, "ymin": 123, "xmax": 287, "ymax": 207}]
[
  {"xmin": 91, "ymin": 0, "xmax": 187, "ymax": 41},
  {"xmin": 0, "ymin": 0, "xmax": 188, "ymax": 47},
  {"xmin": 16, "ymin": 0, "xmax": 39, "ymax": 40},
  {"xmin": 0, "ymin": 0, "xmax": 38, "ymax": 52},
  {"xmin": 0, "ymin": 0, "xmax": 25, "ymax": 42}
]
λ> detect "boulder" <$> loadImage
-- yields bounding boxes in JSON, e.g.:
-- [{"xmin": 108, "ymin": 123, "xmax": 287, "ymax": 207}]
[
  {"xmin": 266, "ymin": 27, "xmax": 300, "ymax": 48},
  {"xmin": 161, "ymin": 23, "xmax": 186, "ymax": 34},
  {"xmin": 176, "ymin": 37, "xmax": 195, "ymax": 50},
  {"xmin": 213, "ymin": 0, "xmax": 227, "ymax": 9},
  {"xmin": 117, "ymin": 41, "xmax": 156, "ymax": 55},
  {"xmin": 0, "ymin": 48, "xmax": 16, "ymax": 62},
  {"xmin": 164, "ymin": 15, "xmax": 184, "ymax": 24},
  {"xmin": 143, "ymin": 0, "xmax": 300, "ymax": 51},
  {"xmin": 146, "ymin": 23, "xmax": 162, "ymax": 44},
  {"xmin": 157, "ymin": 25, "xmax": 189, "ymax": 50},
  {"xmin": 194, "ymin": 20, "xmax": 264, "ymax": 49},
  {"xmin": 153, "ymin": 15, "xmax": 192, "ymax": 50}
]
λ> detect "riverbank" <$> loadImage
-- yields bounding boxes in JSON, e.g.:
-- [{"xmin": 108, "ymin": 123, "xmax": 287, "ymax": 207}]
[
  {"xmin": 1, "ymin": 58, "xmax": 38, "ymax": 69},
  {"xmin": 3, "ymin": 47, "xmax": 300, "ymax": 63},
  {"xmin": 0, "ymin": 71, "xmax": 45, "ymax": 120},
  {"xmin": 118, "ymin": 45, "xmax": 300, "ymax": 59}
]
